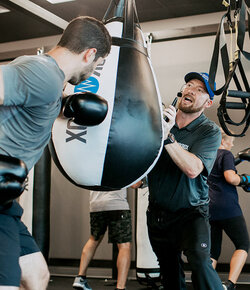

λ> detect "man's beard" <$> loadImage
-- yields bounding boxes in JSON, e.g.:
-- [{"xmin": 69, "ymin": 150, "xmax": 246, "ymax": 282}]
[
  {"xmin": 69, "ymin": 63, "xmax": 95, "ymax": 85},
  {"xmin": 178, "ymin": 97, "xmax": 207, "ymax": 114}
]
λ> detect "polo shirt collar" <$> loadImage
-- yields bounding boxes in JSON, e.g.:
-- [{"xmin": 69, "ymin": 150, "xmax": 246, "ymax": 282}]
[{"xmin": 174, "ymin": 113, "xmax": 206, "ymax": 131}]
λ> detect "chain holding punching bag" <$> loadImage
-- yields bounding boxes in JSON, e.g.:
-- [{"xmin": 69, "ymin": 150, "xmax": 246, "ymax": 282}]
[{"xmin": 50, "ymin": 0, "xmax": 163, "ymax": 190}]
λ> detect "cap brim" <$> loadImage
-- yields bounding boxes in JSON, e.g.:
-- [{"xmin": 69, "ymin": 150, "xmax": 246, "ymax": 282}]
[
  {"xmin": 184, "ymin": 72, "xmax": 214, "ymax": 100},
  {"xmin": 184, "ymin": 72, "xmax": 205, "ymax": 85}
]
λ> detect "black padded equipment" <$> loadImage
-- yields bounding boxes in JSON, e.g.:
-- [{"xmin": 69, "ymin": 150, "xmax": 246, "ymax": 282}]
[
  {"xmin": 234, "ymin": 147, "xmax": 250, "ymax": 165},
  {"xmin": 62, "ymin": 92, "xmax": 108, "ymax": 126},
  {"xmin": 50, "ymin": 0, "xmax": 163, "ymax": 190},
  {"xmin": 0, "ymin": 154, "xmax": 28, "ymax": 205}
]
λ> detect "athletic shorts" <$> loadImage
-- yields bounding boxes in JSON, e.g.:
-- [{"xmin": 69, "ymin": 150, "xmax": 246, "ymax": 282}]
[
  {"xmin": 90, "ymin": 210, "xmax": 132, "ymax": 244},
  {"xmin": 0, "ymin": 203, "xmax": 40, "ymax": 286},
  {"xmin": 210, "ymin": 215, "xmax": 249, "ymax": 260}
]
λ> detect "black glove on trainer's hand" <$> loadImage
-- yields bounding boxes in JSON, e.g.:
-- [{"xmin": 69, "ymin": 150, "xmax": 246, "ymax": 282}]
[
  {"xmin": 62, "ymin": 92, "xmax": 108, "ymax": 126},
  {"xmin": 239, "ymin": 174, "xmax": 250, "ymax": 192},
  {"xmin": 0, "ymin": 155, "xmax": 28, "ymax": 205}
]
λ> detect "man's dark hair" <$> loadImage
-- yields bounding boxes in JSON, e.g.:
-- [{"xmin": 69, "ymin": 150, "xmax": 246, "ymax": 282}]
[{"xmin": 57, "ymin": 16, "xmax": 111, "ymax": 60}]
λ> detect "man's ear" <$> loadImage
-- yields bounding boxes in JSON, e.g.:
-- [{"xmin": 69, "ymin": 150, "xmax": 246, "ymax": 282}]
[
  {"xmin": 205, "ymin": 98, "xmax": 213, "ymax": 108},
  {"xmin": 83, "ymin": 48, "xmax": 97, "ymax": 64}
]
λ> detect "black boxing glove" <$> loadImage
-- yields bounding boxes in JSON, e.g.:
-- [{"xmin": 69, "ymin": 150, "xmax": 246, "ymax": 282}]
[
  {"xmin": 62, "ymin": 92, "xmax": 108, "ymax": 126},
  {"xmin": 239, "ymin": 174, "xmax": 250, "ymax": 192},
  {"xmin": 0, "ymin": 155, "xmax": 28, "ymax": 205},
  {"xmin": 234, "ymin": 148, "xmax": 250, "ymax": 165}
]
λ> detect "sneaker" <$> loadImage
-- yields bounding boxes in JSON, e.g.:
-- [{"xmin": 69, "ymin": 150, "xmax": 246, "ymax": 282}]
[
  {"xmin": 222, "ymin": 280, "xmax": 236, "ymax": 290},
  {"xmin": 73, "ymin": 276, "xmax": 92, "ymax": 290}
]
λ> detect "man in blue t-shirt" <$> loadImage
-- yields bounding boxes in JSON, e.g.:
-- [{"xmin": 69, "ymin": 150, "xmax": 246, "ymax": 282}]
[
  {"xmin": 146, "ymin": 72, "xmax": 223, "ymax": 289},
  {"xmin": 0, "ymin": 16, "xmax": 111, "ymax": 290},
  {"xmin": 208, "ymin": 129, "xmax": 249, "ymax": 290}
]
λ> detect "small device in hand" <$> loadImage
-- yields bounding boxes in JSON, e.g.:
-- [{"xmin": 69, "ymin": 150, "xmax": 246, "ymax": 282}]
[{"xmin": 164, "ymin": 97, "xmax": 178, "ymax": 122}]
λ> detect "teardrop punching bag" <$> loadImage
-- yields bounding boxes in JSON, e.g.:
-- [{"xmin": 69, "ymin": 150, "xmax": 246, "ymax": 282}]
[{"xmin": 50, "ymin": 0, "xmax": 163, "ymax": 190}]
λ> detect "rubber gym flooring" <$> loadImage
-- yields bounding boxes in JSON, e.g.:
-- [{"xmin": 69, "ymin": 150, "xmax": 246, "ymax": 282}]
[{"xmin": 48, "ymin": 276, "xmax": 250, "ymax": 289}]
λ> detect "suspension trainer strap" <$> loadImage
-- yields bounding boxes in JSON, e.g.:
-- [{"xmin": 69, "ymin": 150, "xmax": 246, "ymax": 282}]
[
  {"xmin": 237, "ymin": 0, "xmax": 250, "ymax": 60},
  {"xmin": 209, "ymin": 12, "xmax": 231, "ymax": 95}
]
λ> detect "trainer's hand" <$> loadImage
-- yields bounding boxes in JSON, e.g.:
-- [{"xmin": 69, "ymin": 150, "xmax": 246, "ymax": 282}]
[
  {"xmin": 62, "ymin": 92, "xmax": 108, "ymax": 126},
  {"xmin": 0, "ymin": 155, "xmax": 28, "ymax": 205},
  {"xmin": 163, "ymin": 105, "xmax": 176, "ymax": 139},
  {"xmin": 238, "ymin": 174, "xmax": 250, "ymax": 192}
]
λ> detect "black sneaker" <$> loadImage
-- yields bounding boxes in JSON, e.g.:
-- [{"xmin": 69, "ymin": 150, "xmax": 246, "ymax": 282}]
[{"xmin": 222, "ymin": 280, "xmax": 236, "ymax": 290}]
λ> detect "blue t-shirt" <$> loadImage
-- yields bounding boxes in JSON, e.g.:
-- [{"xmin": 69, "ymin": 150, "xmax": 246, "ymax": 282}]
[
  {"xmin": 0, "ymin": 54, "xmax": 65, "ymax": 170},
  {"xmin": 208, "ymin": 149, "xmax": 242, "ymax": 220}
]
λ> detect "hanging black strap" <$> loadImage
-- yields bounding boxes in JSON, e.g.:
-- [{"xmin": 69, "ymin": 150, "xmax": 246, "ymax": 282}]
[
  {"xmin": 208, "ymin": 0, "xmax": 250, "ymax": 137},
  {"xmin": 112, "ymin": 36, "xmax": 148, "ymax": 56},
  {"xmin": 209, "ymin": 12, "xmax": 231, "ymax": 95},
  {"xmin": 123, "ymin": 0, "xmax": 134, "ymax": 40},
  {"xmin": 237, "ymin": 0, "xmax": 250, "ymax": 60}
]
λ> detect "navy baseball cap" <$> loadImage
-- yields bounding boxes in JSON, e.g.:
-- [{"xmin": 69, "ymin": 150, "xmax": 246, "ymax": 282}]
[{"xmin": 184, "ymin": 72, "xmax": 216, "ymax": 100}]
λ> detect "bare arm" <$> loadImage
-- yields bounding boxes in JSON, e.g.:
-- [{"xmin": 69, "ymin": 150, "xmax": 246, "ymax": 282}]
[
  {"xmin": 224, "ymin": 170, "xmax": 241, "ymax": 186},
  {"xmin": 0, "ymin": 67, "xmax": 4, "ymax": 105},
  {"xmin": 130, "ymin": 180, "xmax": 142, "ymax": 189},
  {"xmin": 165, "ymin": 142, "xmax": 204, "ymax": 179},
  {"xmin": 162, "ymin": 104, "xmax": 203, "ymax": 178}
]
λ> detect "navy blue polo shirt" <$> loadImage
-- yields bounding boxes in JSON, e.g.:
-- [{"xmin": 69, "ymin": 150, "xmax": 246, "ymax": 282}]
[
  {"xmin": 208, "ymin": 149, "xmax": 242, "ymax": 220},
  {"xmin": 148, "ymin": 113, "xmax": 221, "ymax": 212}
]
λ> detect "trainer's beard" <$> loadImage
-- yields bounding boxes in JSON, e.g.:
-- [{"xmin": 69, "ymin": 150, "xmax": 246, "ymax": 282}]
[{"xmin": 178, "ymin": 98, "xmax": 207, "ymax": 114}]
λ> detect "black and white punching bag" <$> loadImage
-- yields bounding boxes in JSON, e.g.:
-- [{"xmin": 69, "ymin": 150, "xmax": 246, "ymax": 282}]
[
  {"xmin": 50, "ymin": 0, "xmax": 163, "ymax": 190},
  {"xmin": 136, "ymin": 187, "xmax": 160, "ymax": 285}
]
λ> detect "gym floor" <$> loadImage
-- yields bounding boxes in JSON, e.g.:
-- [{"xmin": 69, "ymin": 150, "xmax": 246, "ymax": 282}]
[
  {"xmin": 47, "ymin": 276, "xmax": 250, "ymax": 289},
  {"xmin": 47, "ymin": 267, "xmax": 250, "ymax": 290}
]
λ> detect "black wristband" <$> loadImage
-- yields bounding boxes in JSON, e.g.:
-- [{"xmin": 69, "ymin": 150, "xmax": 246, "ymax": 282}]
[{"xmin": 164, "ymin": 133, "xmax": 175, "ymax": 146}]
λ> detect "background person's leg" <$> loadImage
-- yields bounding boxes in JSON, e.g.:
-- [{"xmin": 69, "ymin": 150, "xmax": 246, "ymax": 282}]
[
  {"xmin": 223, "ymin": 215, "xmax": 249, "ymax": 285},
  {"xmin": 116, "ymin": 242, "xmax": 131, "ymax": 289},
  {"xmin": 228, "ymin": 250, "xmax": 248, "ymax": 284},
  {"xmin": 78, "ymin": 235, "xmax": 103, "ymax": 276}
]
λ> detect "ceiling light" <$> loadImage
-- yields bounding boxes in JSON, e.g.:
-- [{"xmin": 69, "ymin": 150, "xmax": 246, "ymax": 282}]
[
  {"xmin": 0, "ymin": 6, "xmax": 10, "ymax": 13},
  {"xmin": 46, "ymin": 0, "xmax": 75, "ymax": 3}
]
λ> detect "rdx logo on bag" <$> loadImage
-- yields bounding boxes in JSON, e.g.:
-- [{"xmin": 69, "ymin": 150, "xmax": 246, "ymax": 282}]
[
  {"xmin": 74, "ymin": 76, "xmax": 99, "ymax": 94},
  {"xmin": 66, "ymin": 60, "xmax": 106, "ymax": 144},
  {"xmin": 66, "ymin": 120, "xmax": 87, "ymax": 143}
]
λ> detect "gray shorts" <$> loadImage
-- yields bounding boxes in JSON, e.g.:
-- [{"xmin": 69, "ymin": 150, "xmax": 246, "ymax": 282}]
[{"xmin": 90, "ymin": 210, "xmax": 132, "ymax": 243}]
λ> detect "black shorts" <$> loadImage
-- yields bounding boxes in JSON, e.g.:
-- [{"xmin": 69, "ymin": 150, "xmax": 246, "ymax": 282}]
[
  {"xmin": 90, "ymin": 210, "xmax": 132, "ymax": 244},
  {"xmin": 0, "ymin": 203, "xmax": 40, "ymax": 286},
  {"xmin": 210, "ymin": 215, "xmax": 249, "ymax": 260}
]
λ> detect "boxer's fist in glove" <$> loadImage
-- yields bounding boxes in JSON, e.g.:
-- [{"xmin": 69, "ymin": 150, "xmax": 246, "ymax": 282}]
[
  {"xmin": 0, "ymin": 155, "xmax": 28, "ymax": 205},
  {"xmin": 62, "ymin": 92, "xmax": 108, "ymax": 126},
  {"xmin": 234, "ymin": 148, "xmax": 250, "ymax": 165},
  {"xmin": 239, "ymin": 174, "xmax": 250, "ymax": 192}
]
